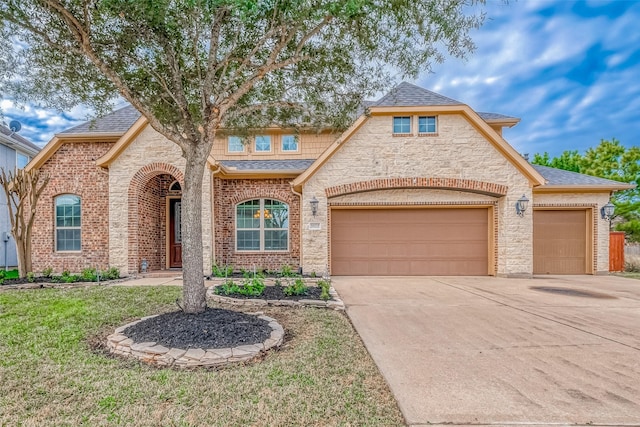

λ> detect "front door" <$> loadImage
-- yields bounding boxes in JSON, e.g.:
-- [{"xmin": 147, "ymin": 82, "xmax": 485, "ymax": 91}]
[{"xmin": 169, "ymin": 198, "xmax": 182, "ymax": 268}]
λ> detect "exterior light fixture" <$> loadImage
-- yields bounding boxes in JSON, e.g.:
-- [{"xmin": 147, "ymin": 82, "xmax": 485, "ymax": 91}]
[
  {"xmin": 310, "ymin": 196, "xmax": 319, "ymax": 217},
  {"xmin": 515, "ymin": 195, "xmax": 529, "ymax": 217},
  {"xmin": 600, "ymin": 202, "xmax": 615, "ymax": 221}
]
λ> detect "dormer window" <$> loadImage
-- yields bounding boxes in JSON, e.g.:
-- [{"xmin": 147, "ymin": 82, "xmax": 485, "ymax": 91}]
[
  {"xmin": 228, "ymin": 136, "xmax": 244, "ymax": 152},
  {"xmin": 418, "ymin": 116, "xmax": 437, "ymax": 134},
  {"xmin": 255, "ymin": 135, "xmax": 271, "ymax": 152},
  {"xmin": 393, "ymin": 116, "xmax": 411, "ymax": 134}
]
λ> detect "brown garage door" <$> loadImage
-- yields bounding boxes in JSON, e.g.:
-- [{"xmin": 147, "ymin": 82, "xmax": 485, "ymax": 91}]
[
  {"xmin": 330, "ymin": 208, "xmax": 489, "ymax": 276},
  {"xmin": 533, "ymin": 210, "xmax": 589, "ymax": 274}
]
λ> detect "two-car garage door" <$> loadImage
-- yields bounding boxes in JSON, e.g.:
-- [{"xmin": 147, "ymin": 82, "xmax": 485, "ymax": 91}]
[{"xmin": 330, "ymin": 208, "xmax": 489, "ymax": 276}]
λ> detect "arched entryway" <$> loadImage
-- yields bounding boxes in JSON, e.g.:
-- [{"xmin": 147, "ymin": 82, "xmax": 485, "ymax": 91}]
[{"xmin": 127, "ymin": 163, "xmax": 184, "ymax": 273}]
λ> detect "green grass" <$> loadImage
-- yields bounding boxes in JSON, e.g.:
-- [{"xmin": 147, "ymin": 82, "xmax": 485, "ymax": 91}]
[{"xmin": 0, "ymin": 286, "xmax": 404, "ymax": 426}]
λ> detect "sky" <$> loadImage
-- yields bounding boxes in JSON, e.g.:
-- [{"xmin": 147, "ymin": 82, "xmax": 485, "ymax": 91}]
[{"xmin": 1, "ymin": 0, "xmax": 639, "ymax": 158}]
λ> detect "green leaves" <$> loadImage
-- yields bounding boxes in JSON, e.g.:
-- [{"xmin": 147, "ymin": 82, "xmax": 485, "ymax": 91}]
[{"xmin": 1, "ymin": 0, "xmax": 486, "ymax": 137}]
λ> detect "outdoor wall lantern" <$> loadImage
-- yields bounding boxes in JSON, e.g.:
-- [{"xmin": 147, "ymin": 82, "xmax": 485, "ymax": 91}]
[
  {"xmin": 310, "ymin": 196, "xmax": 319, "ymax": 217},
  {"xmin": 600, "ymin": 201, "xmax": 615, "ymax": 221},
  {"xmin": 515, "ymin": 195, "xmax": 529, "ymax": 217}
]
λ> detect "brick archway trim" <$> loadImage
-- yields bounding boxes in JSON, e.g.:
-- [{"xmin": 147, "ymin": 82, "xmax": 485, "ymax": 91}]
[
  {"xmin": 127, "ymin": 163, "xmax": 185, "ymax": 273},
  {"xmin": 325, "ymin": 177, "xmax": 508, "ymax": 198},
  {"xmin": 229, "ymin": 188, "xmax": 298, "ymax": 207}
]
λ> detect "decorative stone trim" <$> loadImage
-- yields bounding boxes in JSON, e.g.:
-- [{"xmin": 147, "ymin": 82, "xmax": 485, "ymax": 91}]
[
  {"xmin": 325, "ymin": 177, "xmax": 508, "ymax": 198},
  {"xmin": 206, "ymin": 286, "xmax": 345, "ymax": 311},
  {"xmin": 107, "ymin": 313, "xmax": 284, "ymax": 368}
]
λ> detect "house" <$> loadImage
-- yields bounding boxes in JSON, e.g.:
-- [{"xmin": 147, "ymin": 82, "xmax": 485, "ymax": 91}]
[
  {"xmin": 0, "ymin": 123, "xmax": 41, "ymax": 269},
  {"xmin": 26, "ymin": 82, "xmax": 633, "ymax": 277}
]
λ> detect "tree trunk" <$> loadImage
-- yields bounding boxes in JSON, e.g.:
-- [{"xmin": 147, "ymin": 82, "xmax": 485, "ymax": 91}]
[
  {"xmin": 15, "ymin": 236, "xmax": 27, "ymax": 277},
  {"xmin": 181, "ymin": 144, "xmax": 210, "ymax": 313}
]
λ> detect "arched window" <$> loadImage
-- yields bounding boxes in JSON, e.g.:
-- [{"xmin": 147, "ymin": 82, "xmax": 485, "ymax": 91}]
[
  {"xmin": 236, "ymin": 199, "xmax": 288, "ymax": 251},
  {"xmin": 55, "ymin": 194, "xmax": 81, "ymax": 251},
  {"xmin": 169, "ymin": 180, "xmax": 181, "ymax": 192}
]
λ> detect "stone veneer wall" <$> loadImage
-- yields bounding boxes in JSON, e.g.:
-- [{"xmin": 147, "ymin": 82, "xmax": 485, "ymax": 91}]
[
  {"xmin": 212, "ymin": 177, "xmax": 300, "ymax": 271},
  {"xmin": 533, "ymin": 192, "xmax": 611, "ymax": 273},
  {"xmin": 302, "ymin": 114, "xmax": 534, "ymax": 276},
  {"xmin": 108, "ymin": 126, "xmax": 213, "ymax": 274},
  {"xmin": 32, "ymin": 141, "xmax": 114, "ymax": 273}
]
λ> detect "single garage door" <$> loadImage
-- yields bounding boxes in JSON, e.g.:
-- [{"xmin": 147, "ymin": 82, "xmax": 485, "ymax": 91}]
[
  {"xmin": 330, "ymin": 208, "xmax": 489, "ymax": 276},
  {"xmin": 533, "ymin": 209, "xmax": 589, "ymax": 274}
]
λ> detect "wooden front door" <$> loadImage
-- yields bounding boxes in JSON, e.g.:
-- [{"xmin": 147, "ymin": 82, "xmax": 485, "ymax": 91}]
[{"xmin": 169, "ymin": 198, "xmax": 182, "ymax": 268}]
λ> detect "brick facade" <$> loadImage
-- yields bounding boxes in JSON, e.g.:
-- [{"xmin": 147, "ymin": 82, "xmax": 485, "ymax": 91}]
[
  {"xmin": 213, "ymin": 177, "xmax": 300, "ymax": 271},
  {"xmin": 32, "ymin": 141, "xmax": 113, "ymax": 273},
  {"xmin": 127, "ymin": 163, "xmax": 184, "ymax": 273}
]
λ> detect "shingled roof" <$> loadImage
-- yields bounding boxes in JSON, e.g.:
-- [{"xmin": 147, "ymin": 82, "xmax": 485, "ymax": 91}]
[
  {"xmin": 533, "ymin": 164, "xmax": 633, "ymax": 187},
  {"xmin": 0, "ymin": 124, "xmax": 41, "ymax": 153},
  {"xmin": 59, "ymin": 105, "xmax": 141, "ymax": 134},
  {"xmin": 219, "ymin": 159, "xmax": 315, "ymax": 171},
  {"xmin": 477, "ymin": 112, "xmax": 519, "ymax": 122},
  {"xmin": 374, "ymin": 82, "xmax": 463, "ymax": 107}
]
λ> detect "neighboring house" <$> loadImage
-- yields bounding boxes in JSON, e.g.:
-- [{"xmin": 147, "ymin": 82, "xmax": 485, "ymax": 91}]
[
  {"xmin": 0, "ymin": 123, "xmax": 41, "ymax": 268},
  {"xmin": 26, "ymin": 82, "xmax": 633, "ymax": 277}
]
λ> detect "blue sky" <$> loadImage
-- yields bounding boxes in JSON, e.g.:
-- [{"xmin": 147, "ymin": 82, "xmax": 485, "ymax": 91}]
[{"xmin": 1, "ymin": 0, "xmax": 639, "ymax": 157}]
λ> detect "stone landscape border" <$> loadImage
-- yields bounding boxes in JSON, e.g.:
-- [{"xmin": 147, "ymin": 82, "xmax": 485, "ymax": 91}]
[
  {"xmin": 206, "ymin": 285, "xmax": 345, "ymax": 310},
  {"xmin": 107, "ymin": 313, "xmax": 284, "ymax": 368}
]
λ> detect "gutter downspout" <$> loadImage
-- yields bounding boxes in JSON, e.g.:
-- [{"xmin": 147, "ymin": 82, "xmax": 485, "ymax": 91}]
[{"xmin": 290, "ymin": 183, "xmax": 304, "ymax": 274}]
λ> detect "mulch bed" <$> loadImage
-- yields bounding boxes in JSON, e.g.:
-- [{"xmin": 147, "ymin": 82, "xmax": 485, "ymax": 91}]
[
  {"xmin": 214, "ymin": 284, "xmax": 326, "ymax": 300},
  {"xmin": 123, "ymin": 308, "xmax": 272, "ymax": 349}
]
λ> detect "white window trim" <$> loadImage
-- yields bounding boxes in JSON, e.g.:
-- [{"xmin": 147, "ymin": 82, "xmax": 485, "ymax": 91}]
[
  {"xmin": 254, "ymin": 135, "xmax": 272, "ymax": 153},
  {"xmin": 281, "ymin": 134, "xmax": 299, "ymax": 152},
  {"xmin": 392, "ymin": 116, "xmax": 412, "ymax": 135},
  {"xmin": 418, "ymin": 115, "xmax": 438, "ymax": 135},
  {"xmin": 235, "ymin": 199, "xmax": 289, "ymax": 252},
  {"xmin": 227, "ymin": 135, "xmax": 245, "ymax": 153},
  {"xmin": 54, "ymin": 194, "xmax": 82, "ymax": 253}
]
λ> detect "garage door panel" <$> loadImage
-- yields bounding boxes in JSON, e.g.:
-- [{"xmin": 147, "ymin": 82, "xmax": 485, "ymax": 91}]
[
  {"xmin": 331, "ymin": 208, "xmax": 489, "ymax": 276},
  {"xmin": 533, "ymin": 210, "xmax": 589, "ymax": 275}
]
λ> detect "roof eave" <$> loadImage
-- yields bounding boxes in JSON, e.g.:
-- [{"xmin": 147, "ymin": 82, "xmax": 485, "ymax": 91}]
[
  {"xmin": 485, "ymin": 118, "xmax": 520, "ymax": 128},
  {"xmin": 95, "ymin": 117, "xmax": 149, "ymax": 167},
  {"xmin": 55, "ymin": 132, "xmax": 124, "ymax": 140},
  {"xmin": 534, "ymin": 184, "xmax": 635, "ymax": 193},
  {"xmin": 215, "ymin": 168, "xmax": 303, "ymax": 179}
]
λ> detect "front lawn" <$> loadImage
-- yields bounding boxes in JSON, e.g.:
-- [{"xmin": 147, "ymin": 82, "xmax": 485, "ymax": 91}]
[{"xmin": 0, "ymin": 286, "xmax": 403, "ymax": 426}]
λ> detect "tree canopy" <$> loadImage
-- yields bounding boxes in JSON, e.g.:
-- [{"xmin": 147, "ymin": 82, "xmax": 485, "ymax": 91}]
[
  {"xmin": 0, "ymin": 0, "xmax": 487, "ymax": 312},
  {"xmin": 533, "ymin": 139, "xmax": 640, "ymax": 241}
]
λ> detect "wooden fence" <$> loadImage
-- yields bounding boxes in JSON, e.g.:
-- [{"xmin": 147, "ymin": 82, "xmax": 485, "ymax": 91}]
[{"xmin": 609, "ymin": 232, "xmax": 625, "ymax": 272}]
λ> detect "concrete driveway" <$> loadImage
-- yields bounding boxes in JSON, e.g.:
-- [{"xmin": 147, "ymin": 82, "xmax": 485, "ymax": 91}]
[{"xmin": 332, "ymin": 275, "xmax": 640, "ymax": 427}]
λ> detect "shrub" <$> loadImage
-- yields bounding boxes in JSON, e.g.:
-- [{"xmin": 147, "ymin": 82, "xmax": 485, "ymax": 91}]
[
  {"xmin": 26, "ymin": 272, "xmax": 35, "ymax": 283},
  {"xmin": 215, "ymin": 280, "xmax": 240, "ymax": 295},
  {"xmin": 239, "ymin": 277, "xmax": 266, "ymax": 296},
  {"xmin": 215, "ymin": 277, "xmax": 266, "ymax": 297},
  {"xmin": 279, "ymin": 265, "xmax": 299, "ymax": 277},
  {"xmin": 42, "ymin": 267, "xmax": 53, "ymax": 278},
  {"xmin": 101, "ymin": 267, "xmax": 120, "ymax": 280},
  {"xmin": 317, "ymin": 279, "xmax": 331, "ymax": 301},
  {"xmin": 212, "ymin": 263, "xmax": 234, "ymax": 278},
  {"xmin": 81, "ymin": 268, "xmax": 98, "ymax": 282},
  {"xmin": 283, "ymin": 278, "xmax": 308, "ymax": 297},
  {"xmin": 59, "ymin": 270, "xmax": 80, "ymax": 283}
]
